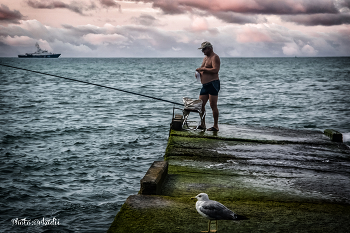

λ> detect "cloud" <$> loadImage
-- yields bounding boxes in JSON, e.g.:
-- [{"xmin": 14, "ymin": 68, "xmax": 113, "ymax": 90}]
[
  {"xmin": 99, "ymin": 0, "xmax": 120, "ymax": 8},
  {"xmin": 0, "ymin": 20, "xmax": 51, "ymax": 40},
  {"xmin": 151, "ymin": 0, "xmax": 186, "ymax": 14},
  {"xmin": 1, "ymin": 18, "xmax": 350, "ymax": 57},
  {"xmin": 236, "ymin": 27, "xmax": 273, "ymax": 43},
  {"xmin": 128, "ymin": 0, "xmax": 340, "ymax": 14},
  {"xmin": 0, "ymin": 4, "xmax": 25, "ymax": 24},
  {"xmin": 26, "ymin": 0, "xmax": 98, "ymax": 15},
  {"xmin": 282, "ymin": 13, "xmax": 350, "ymax": 26},
  {"xmin": 301, "ymin": 44, "xmax": 318, "ymax": 55},
  {"xmin": 281, "ymin": 35, "xmax": 322, "ymax": 56},
  {"xmin": 282, "ymin": 41, "xmax": 319, "ymax": 56},
  {"xmin": 2, "ymin": 35, "xmax": 35, "ymax": 46},
  {"xmin": 189, "ymin": 16, "xmax": 208, "ymax": 31},
  {"xmin": 0, "ymin": 19, "xmax": 185, "ymax": 56},
  {"xmin": 282, "ymin": 42, "xmax": 300, "ymax": 56},
  {"xmin": 212, "ymin": 12, "xmax": 263, "ymax": 24},
  {"xmin": 131, "ymin": 14, "xmax": 160, "ymax": 26},
  {"xmin": 83, "ymin": 33, "xmax": 127, "ymax": 45},
  {"xmin": 126, "ymin": 0, "xmax": 350, "ymax": 26},
  {"xmin": 99, "ymin": 0, "xmax": 121, "ymax": 12},
  {"xmin": 62, "ymin": 24, "xmax": 105, "ymax": 36},
  {"xmin": 338, "ymin": 0, "xmax": 350, "ymax": 9}
]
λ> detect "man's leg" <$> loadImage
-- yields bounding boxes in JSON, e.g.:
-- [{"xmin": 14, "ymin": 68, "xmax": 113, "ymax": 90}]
[
  {"xmin": 209, "ymin": 94, "xmax": 219, "ymax": 130},
  {"xmin": 199, "ymin": 94, "xmax": 209, "ymax": 128}
]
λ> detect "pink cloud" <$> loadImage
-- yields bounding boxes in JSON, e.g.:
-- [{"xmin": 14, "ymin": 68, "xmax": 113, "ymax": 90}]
[
  {"xmin": 236, "ymin": 27, "xmax": 272, "ymax": 43},
  {"xmin": 189, "ymin": 16, "xmax": 208, "ymax": 31}
]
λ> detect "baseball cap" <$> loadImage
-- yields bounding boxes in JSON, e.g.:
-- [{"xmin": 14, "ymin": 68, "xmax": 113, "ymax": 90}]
[{"xmin": 198, "ymin": 41, "xmax": 212, "ymax": 49}]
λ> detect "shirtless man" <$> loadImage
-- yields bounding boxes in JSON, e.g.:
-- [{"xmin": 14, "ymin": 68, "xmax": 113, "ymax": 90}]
[{"xmin": 196, "ymin": 41, "xmax": 220, "ymax": 131}]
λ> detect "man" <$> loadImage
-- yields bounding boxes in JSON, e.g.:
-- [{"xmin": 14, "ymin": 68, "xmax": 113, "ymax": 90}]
[{"xmin": 196, "ymin": 41, "xmax": 220, "ymax": 131}]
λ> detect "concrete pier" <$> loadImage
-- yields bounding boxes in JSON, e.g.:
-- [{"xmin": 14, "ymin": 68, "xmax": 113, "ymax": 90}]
[
  {"xmin": 108, "ymin": 124, "xmax": 350, "ymax": 233},
  {"xmin": 139, "ymin": 161, "xmax": 168, "ymax": 195}
]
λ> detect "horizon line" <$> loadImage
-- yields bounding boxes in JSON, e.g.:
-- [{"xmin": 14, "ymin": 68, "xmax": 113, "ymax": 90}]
[{"xmin": 2, "ymin": 56, "xmax": 350, "ymax": 58}]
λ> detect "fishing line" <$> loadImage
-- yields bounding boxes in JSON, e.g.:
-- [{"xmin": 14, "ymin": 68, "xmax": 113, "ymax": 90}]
[{"xmin": 0, "ymin": 62, "xmax": 183, "ymax": 106}]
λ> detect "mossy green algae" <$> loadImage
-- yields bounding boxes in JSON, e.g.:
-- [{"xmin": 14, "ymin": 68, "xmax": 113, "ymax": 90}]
[
  {"xmin": 109, "ymin": 127, "xmax": 350, "ymax": 232},
  {"xmin": 108, "ymin": 194, "xmax": 350, "ymax": 233},
  {"xmin": 108, "ymin": 163, "xmax": 350, "ymax": 233}
]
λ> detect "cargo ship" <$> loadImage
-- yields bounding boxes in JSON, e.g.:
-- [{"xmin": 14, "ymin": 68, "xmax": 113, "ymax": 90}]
[{"xmin": 18, "ymin": 43, "xmax": 61, "ymax": 58}]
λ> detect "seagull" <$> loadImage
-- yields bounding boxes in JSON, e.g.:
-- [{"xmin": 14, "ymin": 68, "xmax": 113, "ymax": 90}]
[{"xmin": 191, "ymin": 193, "xmax": 247, "ymax": 232}]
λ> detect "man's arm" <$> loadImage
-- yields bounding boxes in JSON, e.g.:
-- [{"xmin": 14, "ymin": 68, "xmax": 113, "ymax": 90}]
[{"xmin": 200, "ymin": 58, "xmax": 206, "ymax": 68}]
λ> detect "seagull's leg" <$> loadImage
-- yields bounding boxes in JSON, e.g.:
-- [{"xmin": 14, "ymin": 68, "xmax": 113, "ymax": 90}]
[
  {"xmin": 210, "ymin": 220, "xmax": 218, "ymax": 232},
  {"xmin": 210, "ymin": 220, "xmax": 218, "ymax": 233},
  {"xmin": 201, "ymin": 220, "xmax": 210, "ymax": 233}
]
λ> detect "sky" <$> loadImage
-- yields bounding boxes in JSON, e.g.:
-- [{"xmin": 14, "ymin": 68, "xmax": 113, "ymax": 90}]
[{"xmin": 0, "ymin": 0, "xmax": 350, "ymax": 57}]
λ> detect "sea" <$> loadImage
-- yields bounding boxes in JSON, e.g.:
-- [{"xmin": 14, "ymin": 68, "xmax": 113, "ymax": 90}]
[{"xmin": 0, "ymin": 57, "xmax": 349, "ymax": 232}]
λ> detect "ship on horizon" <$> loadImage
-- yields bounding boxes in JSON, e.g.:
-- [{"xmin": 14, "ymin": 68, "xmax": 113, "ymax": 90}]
[{"xmin": 18, "ymin": 43, "xmax": 61, "ymax": 58}]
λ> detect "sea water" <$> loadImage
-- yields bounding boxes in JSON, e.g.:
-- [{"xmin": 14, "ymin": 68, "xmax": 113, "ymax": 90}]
[{"xmin": 0, "ymin": 57, "xmax": 349, "ymax": 232}]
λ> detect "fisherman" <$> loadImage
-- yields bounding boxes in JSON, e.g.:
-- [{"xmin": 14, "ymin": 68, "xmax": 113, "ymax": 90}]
[{"xmin": 196, "ymin": 41, "xmax": 220, "ymax": 131}]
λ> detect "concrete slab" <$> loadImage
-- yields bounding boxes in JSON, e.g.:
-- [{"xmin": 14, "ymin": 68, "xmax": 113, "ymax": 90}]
[
  {"xmin": 140, "ymin": 161, "xmax": 168, "ymax": 195},
  {"xmin": 171, "ymin": 124, "xmax": 334, "ymax": 144},
  {"xmin": 108, "ymin": 124, "xmax": 350, "ymax": 233}
]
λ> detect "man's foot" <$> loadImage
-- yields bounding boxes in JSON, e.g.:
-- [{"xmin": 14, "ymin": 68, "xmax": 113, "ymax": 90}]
[
  {"xmin": 197, "ymin": 125, "xmax": 206, "ymax": 130},
  {"xmin": 207, "ymin": 127, "xmax": 219, "ymax": 131}
]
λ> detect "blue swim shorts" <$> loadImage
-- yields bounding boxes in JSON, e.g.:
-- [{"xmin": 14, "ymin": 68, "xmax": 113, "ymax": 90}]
[{"xmin": 200, "ymin": 80, "xmax": 220, "ymax": 96}]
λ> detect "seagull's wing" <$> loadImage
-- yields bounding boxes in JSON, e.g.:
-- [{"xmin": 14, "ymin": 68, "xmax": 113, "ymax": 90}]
[{"xmin": 199, "ymin": 200, "xmax": 236, "ymax": 220}]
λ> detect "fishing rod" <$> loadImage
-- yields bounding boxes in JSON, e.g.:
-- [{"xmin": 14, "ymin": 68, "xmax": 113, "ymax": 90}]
[{"xmin": 0, "ymin": 62, "xmax": 183, "ymax": 106}]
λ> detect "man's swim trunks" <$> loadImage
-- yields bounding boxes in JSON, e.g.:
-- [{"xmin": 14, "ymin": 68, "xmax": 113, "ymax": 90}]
[{"xmin": 200, "ymin": 80, "xmax": 220, "ymax": 96}]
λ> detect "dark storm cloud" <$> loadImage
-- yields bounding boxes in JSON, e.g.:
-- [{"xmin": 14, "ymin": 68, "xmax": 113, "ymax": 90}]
[
  {"xmin": 26, "ymin": 0, "xmax": 98, "ymax": 15},
  {"xmin": 0, "ymin": 4, "xmax": 25, "ymax": 24},
  {"xmin": 124, "ymin": 0, "xmax": 350, "ymax": 26},
  {"xmin": 282, "ymin": 13, "xmax": 350, "ymax": 26},
  {"xmin": 125, "ymin": 0, "xmax": 339, "ymax": 14}
]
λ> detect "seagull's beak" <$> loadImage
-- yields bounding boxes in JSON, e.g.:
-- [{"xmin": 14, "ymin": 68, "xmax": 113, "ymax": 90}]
[{"xmin": 191, "ymin": 197, "xmax": 196, "ymax": 200}]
